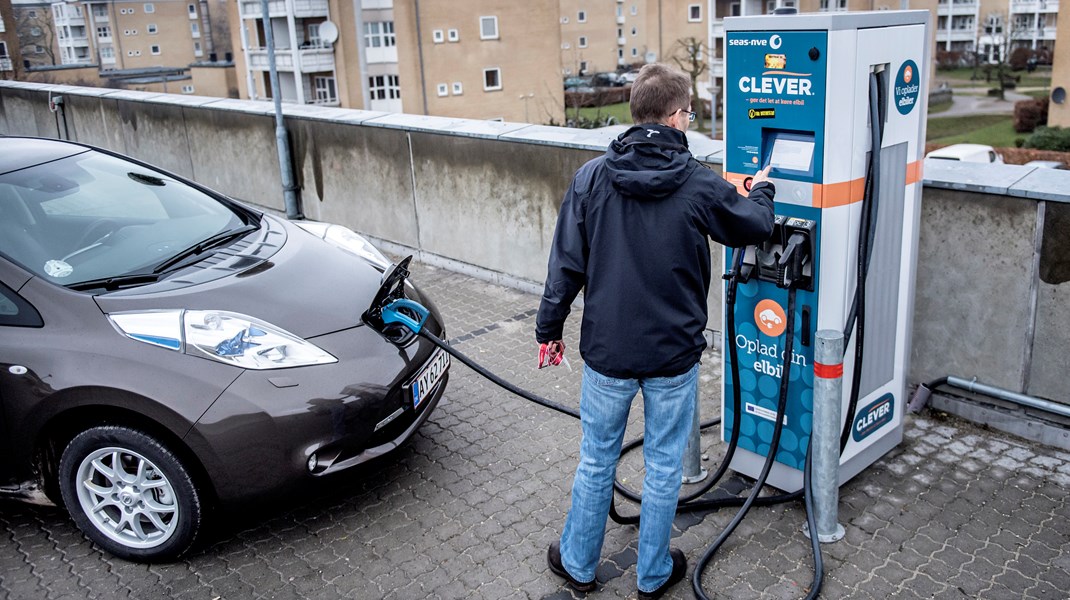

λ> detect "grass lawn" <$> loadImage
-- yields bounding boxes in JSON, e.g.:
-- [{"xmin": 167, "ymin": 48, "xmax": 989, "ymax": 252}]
[
  {"xmin": 926, "ymin": 114, "xmax": 1021, "ymax": 147},
  {"xmin": 575, "ymin": 102, "xmax": 633, "ymax": 125},
  {"xmin": 928, "ymin": 99, "xmax": 953, "ymax": 115}
]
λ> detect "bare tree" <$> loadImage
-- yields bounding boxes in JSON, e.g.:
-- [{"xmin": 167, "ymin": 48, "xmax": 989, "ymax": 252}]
[
  {"xmin": 16, "ymin": 8, "xmax": 56, "ymax": 66},
  {"xmin": 978, "ymin": 10, "xmax": 1029, "ymax": 101},
  {"xmin": 671, "ymin": 37, "xmax": 709, "ymax": 132}
]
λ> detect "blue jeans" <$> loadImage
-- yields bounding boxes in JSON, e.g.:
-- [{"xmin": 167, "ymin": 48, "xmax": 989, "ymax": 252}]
[{"xmin": 560, "ymin": 362, "xmax": 699, "ymax": 593}]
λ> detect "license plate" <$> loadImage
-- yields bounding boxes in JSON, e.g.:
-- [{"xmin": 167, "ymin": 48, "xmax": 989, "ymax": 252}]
[{"xmin": 411, "ymin": 348, "xmax": 449, "ymax": 408}]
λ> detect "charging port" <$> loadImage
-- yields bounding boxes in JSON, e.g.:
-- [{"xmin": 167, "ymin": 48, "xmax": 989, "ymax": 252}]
[{"xmin": 740, "ymin": 215, "xmax": 816, "ymax": 291}]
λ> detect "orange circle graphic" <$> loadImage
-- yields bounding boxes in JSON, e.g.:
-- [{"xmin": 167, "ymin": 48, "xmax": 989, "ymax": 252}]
[
  {"xmin": 904, "ymin": 65, "xmax": 913, "ymax": 84},
  {"xmin": 754, "ymin": 299, "xmax": 787, "ymax": 338}
]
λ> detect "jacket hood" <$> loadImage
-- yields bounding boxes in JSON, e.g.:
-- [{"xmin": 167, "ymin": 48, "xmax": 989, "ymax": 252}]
[{"xmin": 605, "ymin": 124, "xmax": 697, "ymax": 199}]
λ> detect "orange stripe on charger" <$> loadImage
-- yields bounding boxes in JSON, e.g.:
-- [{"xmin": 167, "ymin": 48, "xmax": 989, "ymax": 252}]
[
  {"xmin": 905, "ymin": 160, "xmax": 923, "ymax": 185},
  {"xmin": 812, "ymin": 177, "xmax": 866, "ymax": 208}
]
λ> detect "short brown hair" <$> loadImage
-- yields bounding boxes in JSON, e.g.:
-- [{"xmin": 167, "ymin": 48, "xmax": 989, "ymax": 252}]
[{"xmin": 629, "ymin": 63, "xmax": 692, "ymax": 124}]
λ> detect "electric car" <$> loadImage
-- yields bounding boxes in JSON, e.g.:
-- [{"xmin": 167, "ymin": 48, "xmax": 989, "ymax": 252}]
[{"xmin": 0, "ymin": 136, "xmax": 450, "ymax": 562}]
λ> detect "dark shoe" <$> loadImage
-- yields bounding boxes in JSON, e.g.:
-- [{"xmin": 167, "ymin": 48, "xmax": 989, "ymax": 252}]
[
  {"xmin": 637, "ymin": 547, "xmax": 687, "ymax": 600},
  {"xmin": 547, "ymin": 541, "xmax": 596, "ymax": 593}
]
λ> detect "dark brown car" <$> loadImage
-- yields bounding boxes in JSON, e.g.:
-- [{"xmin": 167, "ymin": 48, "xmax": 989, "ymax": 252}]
[{"xmin": 0, "ymin": 137, "xmax": 450, "ymax": 561}]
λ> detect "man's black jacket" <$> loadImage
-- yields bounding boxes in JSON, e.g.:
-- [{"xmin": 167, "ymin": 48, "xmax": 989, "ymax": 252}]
[{"xmin": 535, "ymin": 124, "xmax": 775, "ymax": 379}]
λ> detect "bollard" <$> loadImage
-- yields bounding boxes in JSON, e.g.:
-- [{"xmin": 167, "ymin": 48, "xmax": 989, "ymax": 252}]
[
  {"xmin": 805, "ymin": 329, "xmax": 846, "ymax": 543},
  {"xmin": 682, "ymin": 376, "xmax": 708, "ymax": 484}
]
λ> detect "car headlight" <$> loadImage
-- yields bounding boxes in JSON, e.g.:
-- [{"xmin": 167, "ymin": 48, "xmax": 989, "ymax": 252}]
[
  {"xmin": 108, "ymin": 310, "xmax": 337, "ymax": 370},
  {"xmin": 294, "ymin": 221, "xmax": 391, "ymax": 270}
]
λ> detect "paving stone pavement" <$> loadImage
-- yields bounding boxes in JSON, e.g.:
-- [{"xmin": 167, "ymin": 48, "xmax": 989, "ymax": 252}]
[{"xmin": 2, "ymin": 260, "xmax": 1069, "ymax": 600}]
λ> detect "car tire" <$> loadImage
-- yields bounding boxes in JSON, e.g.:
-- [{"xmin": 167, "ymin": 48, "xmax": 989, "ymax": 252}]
[{"xmin": 58, "ymin": 426, "xmax": 202, "ymax": 562}]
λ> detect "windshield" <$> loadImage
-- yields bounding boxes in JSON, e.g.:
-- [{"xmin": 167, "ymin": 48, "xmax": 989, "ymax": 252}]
[{"xmin": 0, "ymin": 149, "xmax": 254, "ymax": 287}]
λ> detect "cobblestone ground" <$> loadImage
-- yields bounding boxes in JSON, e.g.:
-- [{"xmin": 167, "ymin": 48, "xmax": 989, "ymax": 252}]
[{"xmin": 2, "ymin": 261, "xmax": 1069, "ymax": 599}]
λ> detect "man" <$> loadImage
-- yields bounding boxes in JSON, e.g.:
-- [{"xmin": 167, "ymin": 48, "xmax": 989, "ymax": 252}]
[{"xmin": 537, "ymin": 63, "xmax": 775, "ymax": 599}]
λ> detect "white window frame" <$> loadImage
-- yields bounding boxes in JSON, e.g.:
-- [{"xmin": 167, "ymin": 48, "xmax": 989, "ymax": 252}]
[
  {"xmin": 150, "ymin": 44, "xmax": 160, "ymax": 55},
  {"xmin": 97, "ymin": 25, "xmax": 111, "ymax": 38},
  {"xmin": 436, "ymin": 83, "xmax": 448, "ymax": 97},
  {"xmin": 479, "ymin": 16, "xmax": 499, "ymax": 40},
  {"xmin": 147, "ymin": 23, "xmax": 157, "ymax": 35},
  {"xmin": 191, "ymin": 22, "xmax": 200, "ymax": 38},
  {"xmin": 452, "ymin": 82, "xmax": 463, "ymax": 95},
  {"xmin": 144, "ymin": 3, "xmax": 154, "ymax": 13},
  {"xmin": 181, "ymin": 85, "xmax": 195, "ymax": 94},
  {"xmin": 632, "ymin": 26, "xmax": 637, "ymax": 36},
  {"xmin": 631, "ymin": 5, "xmax": 637, "ymax": 15},
  {"xmin": 314, "ymin": 76, "xmax": 337, "ymax": 103},
  {"xmin": 577, "ymin": 10, "xmax": 586, "ymax": 23},
  {"xmin": 364, "ymin": 21, "xmax": 396, "ymax": 48},
  {"xmin": 688, "ymin": 4, "xmax": 702, "ymax": 22},
  {"xmin": 367, "ymin": 74, "xmax": 401, "ymax": 100},
  {"xmin": 100, "ymin": 46, "xmax": 114, "ymax": 59},
  {"xmin": 631, "ymin": 47, "xmax": 638, "ymax": 56},
  {"xmin": 187, "ymin": 3, "xmax": 196, "ymax": 19},
  {"xmin": 482, "ymin": 67, "xmax": 502, "ymax": 91},
  {"xmin": 432, "ymin": 29, "xmax": 444, "ymax": 43},
  {"xmin": 578, "ymin": 36, "xmax": 587, "ymax": 48},
  {"xmin": 447, "ymin": 28, "xmax": 459, "ymax": 42},
  {"xmin": 92, "ymin": 5, "xmax": 106, "ymax": 18},
  {"xmin": 579, "ymin": 60, "xmax": 588, "ymax": 73},
  {"xmin": 193, "ymin": 41, "xmax": 202, "ymax": 56}
]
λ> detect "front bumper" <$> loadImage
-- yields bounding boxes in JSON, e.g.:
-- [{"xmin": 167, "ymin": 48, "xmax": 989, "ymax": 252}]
[{"xmin": 187, "ymin": 321, "xmax": 448, "ymax": 504}]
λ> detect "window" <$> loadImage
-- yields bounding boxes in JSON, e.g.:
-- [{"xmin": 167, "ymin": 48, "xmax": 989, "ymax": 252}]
[
  {"xmin": 447, "ymin": 28, "xmax": 459, "ymax": 42},
  {"xmin": 193, "ymin": 41, "xmax": 202, "ymax": 56},
  {"xmin": 364, "ymin": 21, "xmax": 396, "ymax": 48},
  {"xmin": 483, "ymin": 67, "xmax": 501, "ymax": 91},
  {"xmin": 578, "ymin": 36, "xmax": 587, "ymax": 48},
  {"xmin": 144, "ymin": 3, "xmax": 154, "ymax": 13},
  {"xmin": 561, "ymin": 16, "xmax": 569, "ymax": 24},
  {"xmin": 631, "ymin": 5, "xmax": 637, "ymax": 15},
  {"xmin": 437, "ymin": 83, "xmax": 448, "ymax": 97},
  {"xmin": 432, "ymin": 29, "xmax": 444, "ymax": 43},
  {"xmin": 562, "ymin": 42, "xmax": 570, "ymax": 49},
  {"xmin": 0, "ymin": 42, "xmax": 7, "ymax": 59},
  {"xmin": 577, "ymin": 10, "xmax": 586, "ymax": 23},
  {"xmin": 191, "ymin": 22, "xmax": 200, "ymax": 38},
  {"xmin": 97, "ymin": 25, "xmax": 111, "ymax": 38},
  {"xmin": 452, "ymin": 82, "xmax": 462, "ymax": 95},
  {"xmin": 730, "ymin": 2, "xmax": 741, "ymax": 16},
  {"xmin": 28, "ymin": 9, "xmax": 37, "ymax": 18},
  {"xmin": 688, "ymin": 4, "xmax": 702, "ymax": 21},
  {"xmin": 100, "ymin": 46, "xmax": 114, "ymax": 59},
  {"xmin": 480, "ymin": 16, "xmax": 498, "ymax": 40},
  {"xmin": 367, "ymin": 74, "xmax": 400, "ymax": 100},
  {"xmin": 0, "ymin": 283, "xmax": 43, "ymax": 328},
  {"xmin": 631, "ymin": 47, "xmax": 638, "ymax": 56},
  {"xmin": 92, "ymin": 5, "xmax": 106, "ymax": 18},
  {"xmin": 314, "ymin": 76, "xmax": 337, "ymax": 103},
  {"xmin": 187, "ymin": 4, "xmax": 197, "ymax": 18},
  {"xmin": 632, "ymin": 26, "xmax": 637, "ymax": 36},
  {"xmin": 150, "ymin": 44, "xmax": 160, "ymax": 55},
  {"xmin": 579, "ymin": 60, "xmax": 588, "ymax": 73},
  {"xmin": 182, "ymin": 85, "xmax": 195, "ymax": 94},
  {"xmin": 147, "ymin": 23, "xmax": 157, "ymax": 34},
  {"xmin": 617, "ymin": 48, "xmax": 624, "ymax": 58}
]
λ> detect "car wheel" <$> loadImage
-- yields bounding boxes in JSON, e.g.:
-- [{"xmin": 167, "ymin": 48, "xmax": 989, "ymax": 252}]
[{"xmin": 58, "ymin": 426, "xmax": 202, "ymax": 561}]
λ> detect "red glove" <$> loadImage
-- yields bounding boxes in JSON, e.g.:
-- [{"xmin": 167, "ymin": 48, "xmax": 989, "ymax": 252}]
[{"xmin": 538, "ymin": 340, "xmax": 565, "ymax": 369}]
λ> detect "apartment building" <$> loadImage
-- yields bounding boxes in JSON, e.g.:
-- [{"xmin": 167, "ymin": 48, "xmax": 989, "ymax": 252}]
[
  {"xmin": 232, "ymin": 0, "xmax": 565, "ymax": 123},
  {"xmin": 392, "ymin": 1, "xmax": 563, "ymax": 122},
  {"xmin": 1, "ymin": 0, "xmax": 21, "ymax": 77},
  {"xmin": 12, "ymin": 0, "xmax": 55, "ymax": 68},
  {"xmin": 559, "ymin": 1, "xmax": 706, "ymax": 77},
  {"xmin": 1049, "ymin": 0, "xmax": 1067, "ymax": 126}
]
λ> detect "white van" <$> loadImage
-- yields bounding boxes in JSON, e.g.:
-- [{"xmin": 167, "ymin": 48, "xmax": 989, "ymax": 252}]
[{"xmin": 925, "ymin": 143, "xmax": 1004, "ymax": 164}]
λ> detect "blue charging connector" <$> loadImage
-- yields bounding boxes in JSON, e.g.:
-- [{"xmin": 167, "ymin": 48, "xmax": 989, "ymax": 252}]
[{"xmin": 381, "ymin": 298, "xmax": 430, "ymax": 334}]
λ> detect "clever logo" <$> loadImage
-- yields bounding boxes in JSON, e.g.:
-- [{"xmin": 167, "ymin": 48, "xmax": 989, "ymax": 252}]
[{"xmin": 754, "ymin": 299, "xmax": 787, "ymax": 338}]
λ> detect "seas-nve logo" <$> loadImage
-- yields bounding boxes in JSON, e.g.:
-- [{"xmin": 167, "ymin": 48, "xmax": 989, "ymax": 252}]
[{"xmin": 754, "ymin": 299, "xmax": 787, "ymax": 338}]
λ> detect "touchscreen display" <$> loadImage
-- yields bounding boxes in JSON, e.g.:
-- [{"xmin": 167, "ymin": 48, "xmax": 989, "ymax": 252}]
[{"xmin": 769, "ymin": 138, "xmax": 815, "ymax": 172}]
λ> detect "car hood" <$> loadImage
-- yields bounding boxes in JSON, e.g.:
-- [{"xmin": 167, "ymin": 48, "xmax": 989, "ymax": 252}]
[{"xmin": 94, "ymin": 216, "xmax": 386, "ymax": 339}]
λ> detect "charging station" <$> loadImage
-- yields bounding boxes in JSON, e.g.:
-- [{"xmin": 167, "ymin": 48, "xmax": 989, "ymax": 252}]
[{"xmin": 721, "ymin": 11, "xmax": 931, "ymax": 492}]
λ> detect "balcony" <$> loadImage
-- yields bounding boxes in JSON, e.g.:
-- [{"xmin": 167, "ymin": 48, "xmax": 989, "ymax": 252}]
[
  {"xmin": 936, "ymin": 28, "xmax": 976, "ymax": 42},
  {"xmin": 938, "ymin": 0, "xmax": 977, "ymax": 14},
  {"xmin": 246, "ymin": 46, "xmax": 335, "ymax": 72},
  {"xmin": 711, "ymin": 20, "xmax": 725, "ymax": 38},
  {"xmin": 239, "ymin": 0, "xmax": 329, "ymax": 19}
]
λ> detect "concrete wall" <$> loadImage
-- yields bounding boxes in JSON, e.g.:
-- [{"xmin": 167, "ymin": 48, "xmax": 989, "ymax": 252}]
[{"xmin": 2, "ymin": 80, "xmax": 1069, "ymax": 432}]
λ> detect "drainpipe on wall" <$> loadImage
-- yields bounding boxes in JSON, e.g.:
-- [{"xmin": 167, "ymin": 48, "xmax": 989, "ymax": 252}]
[
  {"xmin": 261, "ymin": 0, "xmax": 303, "ymax": 219},
  {"xmin": 414, "ymin": 0, "xmax": 428, "ymax": 115}
]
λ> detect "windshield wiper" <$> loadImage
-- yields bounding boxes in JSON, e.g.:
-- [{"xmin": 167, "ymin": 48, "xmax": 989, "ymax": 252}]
[
  {"xmin": 152, "ymin": 224, "xmax": 259, "ymax": 275},
  {"xmin": 68, "ymin": 273, "xmax": 161, "ymax": 292}
]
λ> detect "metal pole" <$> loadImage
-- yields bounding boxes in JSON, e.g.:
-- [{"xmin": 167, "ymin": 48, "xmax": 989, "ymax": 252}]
[
  {"xmin": 808, "ymin": 329, "xmax": 845, "ymax": 543},
  {"xmin": 260, "ymin": 0, "xmax": 303, "ymax": 220},
  {"xmin": 682, "ymin": 375, "xmax": 708, "ymax": 484}
]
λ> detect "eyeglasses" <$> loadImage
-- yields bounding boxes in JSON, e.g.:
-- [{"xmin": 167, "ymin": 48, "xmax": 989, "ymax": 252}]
[{"xmin": 676, "ymin": 108, "xmax": 697, "ymax": 122}]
